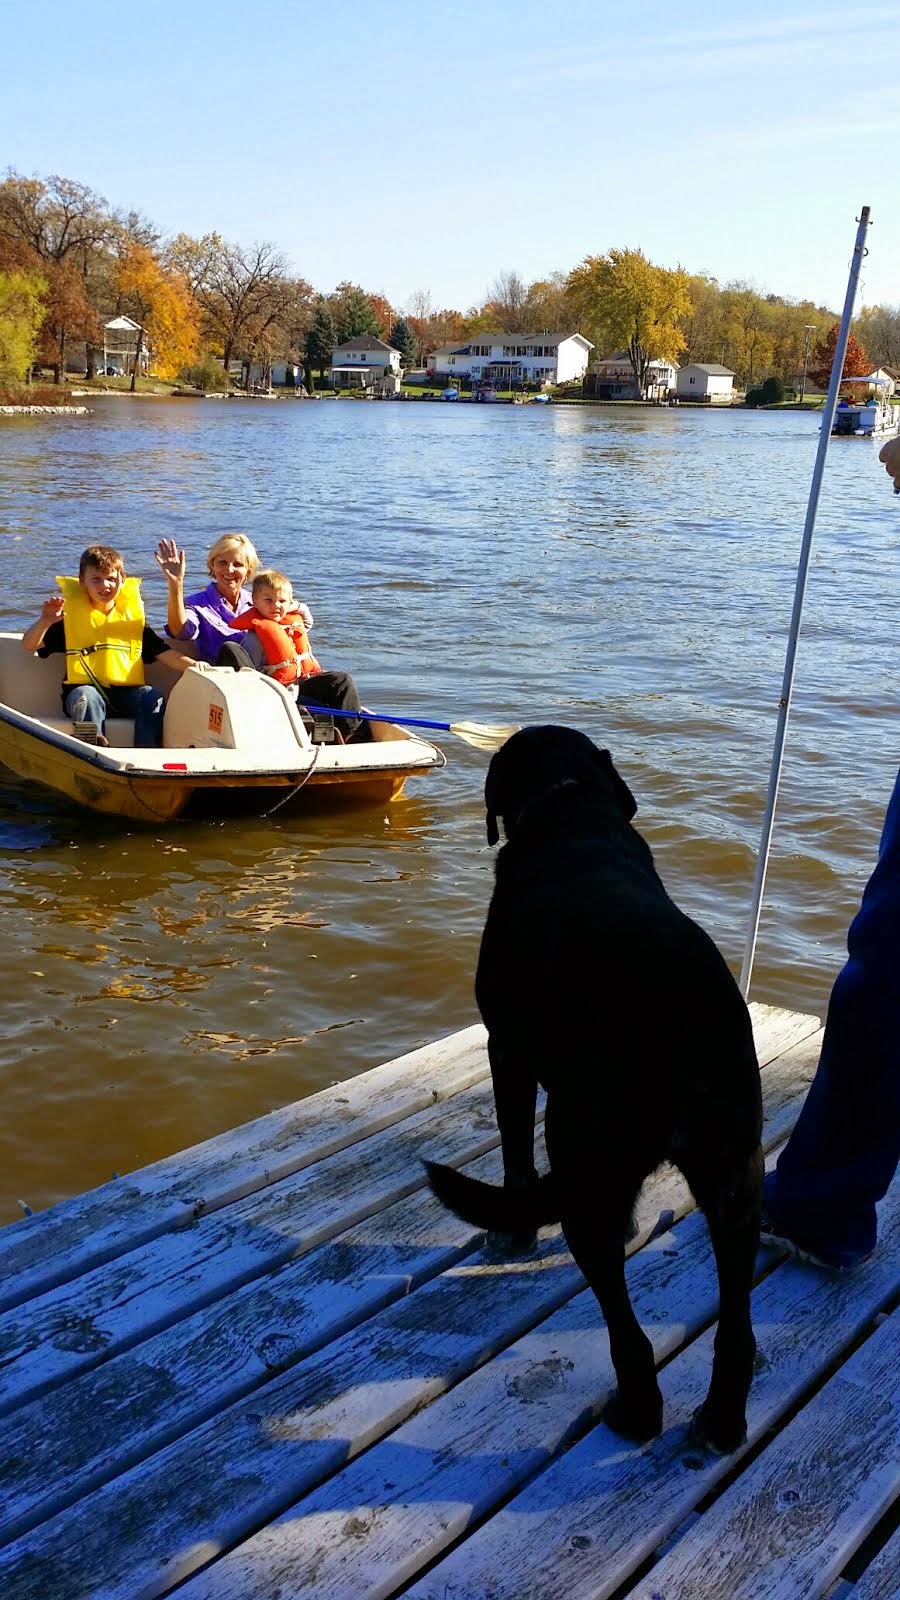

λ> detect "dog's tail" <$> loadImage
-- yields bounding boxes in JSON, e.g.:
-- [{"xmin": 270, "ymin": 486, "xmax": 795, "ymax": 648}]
[{"xmin": 424, "ymin": 1160, "xmax": 560, "ymax": 1231}]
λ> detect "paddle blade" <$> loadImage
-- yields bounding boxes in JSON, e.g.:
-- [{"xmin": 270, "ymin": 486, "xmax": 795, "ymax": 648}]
[{"xmin": 448, "ymin": 720, "xmax": 520, "ymax": 753}]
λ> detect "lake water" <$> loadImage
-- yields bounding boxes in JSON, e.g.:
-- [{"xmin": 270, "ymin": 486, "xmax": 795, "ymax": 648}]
[{"xmin": 0, "ymin": 397, "xmax": 896, "ymax": 1221}]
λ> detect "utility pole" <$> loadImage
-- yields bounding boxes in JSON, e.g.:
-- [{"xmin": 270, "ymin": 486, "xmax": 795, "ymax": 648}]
[{"xmin": 800, "ymin": 323, "xmax": 816, "ymax": 402}]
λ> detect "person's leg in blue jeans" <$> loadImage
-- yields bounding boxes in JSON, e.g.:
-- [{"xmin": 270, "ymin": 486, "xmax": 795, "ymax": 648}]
[
  {"xmin": 105, "ymin": 684, "xmax": 166, "ymax": 746},
  {"xmin": 763, "ymin": 765, "xmax": 900, "ymax": 1268},
  {"xmin": 64, "ymin": 684, "xmax": 107, "ymax": 734}
]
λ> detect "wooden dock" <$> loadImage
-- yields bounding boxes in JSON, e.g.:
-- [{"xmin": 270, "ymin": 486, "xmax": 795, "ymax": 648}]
[{"xmin": 0, "ymin": 1004, "xmax": 897, "ymax": 1599}]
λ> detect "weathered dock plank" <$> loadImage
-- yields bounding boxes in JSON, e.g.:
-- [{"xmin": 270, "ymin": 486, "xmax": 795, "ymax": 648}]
[
  {"xmin": 407, "ymin": 1186, "xmax": 900, "ymax": 1600},
  {"xmin": 172, "ymin": 1189, "xmax": 900, "ymax": 1600},
  {"xmin": 851, "ymin": 1523, "xmax": 900, "ymax": 1600},
  {"xmin": 0, "ymin": 1024, "xmax": 489, "ymax": 1313},
  {"xmin": 626, "ymin": 1311, "xmax": 900, "ymax": 1600},
  {"xmin": 0, "ymin": 1027, "xmax": 823, "ymax": 1600},
  {"xmin": 0, "ymin": 1143, "xmax": 506, "ymax": 1543},
  {"xmin": 0, "ymin": 1004, "xmax": 815, "ymax": 1318},
  {"xmin": 0, "ymin": 1074, "xmax": 504, "ymax": 1415}
]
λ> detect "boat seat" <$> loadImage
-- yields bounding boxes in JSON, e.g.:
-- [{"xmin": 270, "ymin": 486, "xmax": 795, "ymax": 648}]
[{"xmin": 39, "ymin": 716, "xmax": 137, "ymax": 748}]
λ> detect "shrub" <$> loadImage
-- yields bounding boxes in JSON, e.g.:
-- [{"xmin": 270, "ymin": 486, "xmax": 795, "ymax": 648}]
[
  {"xmin": 178, "ymin": 353, "xmax": 230, "ymax": 392},
  {"xmin": 761, "ymin": 375, "xmax": 785, "ymax": 405},
  {"xmin": 0, "ymin": 384, "xmax": 75, "ymax": 406},
  {"xmin": 744, "ymin": 387, "xmax": 764, "ymax": 408}
]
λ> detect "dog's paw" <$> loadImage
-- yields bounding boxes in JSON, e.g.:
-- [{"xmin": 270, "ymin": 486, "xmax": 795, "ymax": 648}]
[
  {"xmin": 602, "ymin": 1387, "xmax": 663, "ymax": 1443},
  {"xmin": 688, "ymin": 1402, "xmax": 747, "ymax": 1456},
  {"xmin": 486, "ymin": 1226, "xmax": 538, "ymax": 1256}
]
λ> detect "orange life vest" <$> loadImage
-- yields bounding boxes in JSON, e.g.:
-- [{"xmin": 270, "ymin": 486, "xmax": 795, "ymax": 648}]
[{"xmin": 232, "ymin": 607, "xmax": 322, "ymax": 686}]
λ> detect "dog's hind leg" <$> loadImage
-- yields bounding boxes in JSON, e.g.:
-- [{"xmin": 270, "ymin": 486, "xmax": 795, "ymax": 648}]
[
  {"xmin": 560, "ymin": 1183, "xmax": 664, "ymax": 1443},
  {"xmin": 486, "ymin": 1035, "xmax": 540, "ymax": 1252},
  {"xmin": 680, "ymin": 1145, "xmax": 763, "ymax": 1454}
]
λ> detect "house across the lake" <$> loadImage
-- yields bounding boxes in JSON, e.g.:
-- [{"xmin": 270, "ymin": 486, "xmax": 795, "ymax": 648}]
[
  {"xmin": 427, "ymin": 333, "xmax": 593, "ymax": 388},
  {"xmin": 330, "ymin": 336, "xmax": 402, "ymax": 391},
  {"xmin": 675, "ymin": 363, "xmax": 736, "ymax": 403},
  {"xmin": 585, "ymin": 351, "xmax": 679, "ymax": 401}
]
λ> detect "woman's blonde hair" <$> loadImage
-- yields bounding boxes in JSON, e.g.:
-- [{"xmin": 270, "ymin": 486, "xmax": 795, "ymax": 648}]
[{"xmin": 206, "ymin": 532, "xmax": 260, "ymax": 577}]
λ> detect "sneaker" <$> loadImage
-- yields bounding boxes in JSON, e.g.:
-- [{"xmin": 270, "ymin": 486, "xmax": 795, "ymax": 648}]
[{"xmin": 759, "ymin": 1204, "xmax": 873, "ymax": 1273}]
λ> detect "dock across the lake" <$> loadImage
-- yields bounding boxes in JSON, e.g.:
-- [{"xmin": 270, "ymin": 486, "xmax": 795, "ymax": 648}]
[{"xmin": 0, "ymin": 1004, "xmax": 897, "ymax": 1600}]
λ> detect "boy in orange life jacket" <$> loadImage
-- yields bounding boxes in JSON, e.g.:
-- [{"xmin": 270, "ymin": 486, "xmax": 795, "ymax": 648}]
[{"xmin": 231, "ymin": 570, "xmax": 368, "ymax": 740}]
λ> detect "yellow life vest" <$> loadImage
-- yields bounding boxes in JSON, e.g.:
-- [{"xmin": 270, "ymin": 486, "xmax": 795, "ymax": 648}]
[{"xmin": 56, "ymin": 576, "xmax": 146, "ymax": 687}]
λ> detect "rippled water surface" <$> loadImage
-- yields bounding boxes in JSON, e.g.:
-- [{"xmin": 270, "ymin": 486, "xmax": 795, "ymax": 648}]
[{"xmin": 0, "ymin": 398, "xmax": 896, "ymax": 1219}]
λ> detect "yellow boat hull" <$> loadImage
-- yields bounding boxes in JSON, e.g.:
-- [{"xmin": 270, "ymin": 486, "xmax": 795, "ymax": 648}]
[{"xmin": 0, "ymin": 716, "xmax": 429, "ymax": 823}]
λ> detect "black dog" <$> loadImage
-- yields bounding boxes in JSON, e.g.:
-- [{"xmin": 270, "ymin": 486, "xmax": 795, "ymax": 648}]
[{"xmin": 426, "ymin": 725, "xmax": 763, "ymax": 1452}]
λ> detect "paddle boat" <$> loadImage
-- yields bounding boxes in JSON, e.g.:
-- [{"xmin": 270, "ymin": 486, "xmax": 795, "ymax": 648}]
[{"xmin": 0, "ymin": 635, "xmax": 445, "ymax": 823}]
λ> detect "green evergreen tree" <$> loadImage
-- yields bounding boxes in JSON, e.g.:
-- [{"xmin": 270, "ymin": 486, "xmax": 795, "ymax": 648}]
[
  {"xmin": 389, "ymin": 316, "xmax": 416, "ymax": 369},
  {"xmin": 306, "ymin": 300, "xmax": 336, "ymax": 378},
  {"xmin": 336, "ymin": 288, "xmax": 380, "ymax": 344}
]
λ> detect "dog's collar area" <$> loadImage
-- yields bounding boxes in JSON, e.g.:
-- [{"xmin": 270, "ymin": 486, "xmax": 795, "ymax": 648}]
[{"xmin": 508, "ymin": 776, "xmax": 581, "ymax": 832}]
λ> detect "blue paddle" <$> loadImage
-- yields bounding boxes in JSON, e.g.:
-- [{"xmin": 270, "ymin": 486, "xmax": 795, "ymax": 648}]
[{"xmin": 301, "ymin": 702, "xmax": 518, "ymax": 752}]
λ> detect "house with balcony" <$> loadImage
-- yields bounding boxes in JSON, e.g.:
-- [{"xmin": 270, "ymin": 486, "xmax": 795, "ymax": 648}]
[
  {"xmin": 585, "ymin": 351, "xmax": 679, "ymax": 401},
  {"xmin": 675, "ymin": 363, "xmax": 736, "ymax": 403},
  {"xmin": 330, "ymin": 336, "xmax": 402, "ymax": 391},
  {"xmin": 427, "ymin": 333, "xmax": 593, "ymax": 388}
]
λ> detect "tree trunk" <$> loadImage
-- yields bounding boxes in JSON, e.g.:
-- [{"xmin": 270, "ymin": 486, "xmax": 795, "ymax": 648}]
[
  {"xmin": 54, "ymin": 326, "xmax": 67, "ymax": 385},
  {"xmin": 85, "ymin": 346, "xmax": 97, "ymax": 380},
  {"xmin": 130, "ymin": 327, "xmax": 144, "ymax": 393}
]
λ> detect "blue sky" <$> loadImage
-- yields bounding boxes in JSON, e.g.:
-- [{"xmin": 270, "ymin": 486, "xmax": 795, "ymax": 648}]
[{"xmin": 2, "ymin": 1, "xmax": 898, "ymax": 314}]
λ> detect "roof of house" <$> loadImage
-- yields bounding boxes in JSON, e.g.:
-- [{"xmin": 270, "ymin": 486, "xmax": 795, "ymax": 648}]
[
  {"xmin": 332, "ymin": 336, "xmax": 398, "ymax": 354},
  {"xmin": 681, "ymin": 363, "xmax": 735, "ymax": 376},
  {"xmin": 430, "ymin": 332, "xmax": 593, "ymax": 355}
]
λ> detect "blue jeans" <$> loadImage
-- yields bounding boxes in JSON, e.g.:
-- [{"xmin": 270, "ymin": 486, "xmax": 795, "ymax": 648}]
[
  {"xmin": 64, "ymin": 683, "xmax": 166, "ymax": 747},
  {"xmin": 765, "ymin": 766, "xmax": 900, "ymax": 1257}
]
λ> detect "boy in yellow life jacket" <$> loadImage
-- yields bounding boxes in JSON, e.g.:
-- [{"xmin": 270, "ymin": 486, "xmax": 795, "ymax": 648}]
[{"xmin": 22, "ymin": 544, "xmax": 207, "ymax": 746}]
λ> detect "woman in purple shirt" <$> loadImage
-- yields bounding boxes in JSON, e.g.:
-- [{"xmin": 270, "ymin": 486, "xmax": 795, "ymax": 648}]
[
  {"xmin": 155, "ymin": 532, "xmax": 267, "ymax": 664},
  {"xmin": 154, "ymin": 533, "xmax": 367, "ymax": 738}
]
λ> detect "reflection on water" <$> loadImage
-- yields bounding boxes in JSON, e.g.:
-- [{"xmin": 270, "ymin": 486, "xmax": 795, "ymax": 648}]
[{"xmin": 0, "ymin": 400, "xmax": 897, "ymax": 1217}]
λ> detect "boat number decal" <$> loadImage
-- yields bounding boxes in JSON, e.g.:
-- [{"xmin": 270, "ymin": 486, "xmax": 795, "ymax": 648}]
[{"xmin": 208, "ymin": 703, "xmax": 223, "ymax": 733}]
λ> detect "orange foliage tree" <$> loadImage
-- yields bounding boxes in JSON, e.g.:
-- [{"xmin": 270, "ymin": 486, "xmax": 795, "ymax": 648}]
[
  {"xmin": 809, "ymin": 324, "xmax": 869, "ymax": 394},
  {"xmin": 116, "ymin": 244, "xmax": 198, "ymax": 387}
]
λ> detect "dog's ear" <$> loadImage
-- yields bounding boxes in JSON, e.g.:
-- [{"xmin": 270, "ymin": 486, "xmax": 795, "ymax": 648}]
[
  {"xmin": 595, "ymin": 748, "xmax": 637, "ymax": 821},
  {"xmin": 484, "ymin": 752, "xmax": 501, "ymax": 845}
]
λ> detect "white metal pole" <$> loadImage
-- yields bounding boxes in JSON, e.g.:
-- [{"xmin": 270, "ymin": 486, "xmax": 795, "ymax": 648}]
[{"xmin": 739, "ymin": 205, "xmax": 871, "ymax": 998}]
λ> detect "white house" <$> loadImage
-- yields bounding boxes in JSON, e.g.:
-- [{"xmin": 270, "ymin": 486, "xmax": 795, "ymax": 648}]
[
  {"xmin": 428, "ymin": 333, "xmax": 593, "ymax": 388},
  {"xmin": 676, "ymin": 363, "xmax": 735, "ymax": 403},
  {"xmin": 586, "ymin": 351, "xmax": 679, "ymax": 401},
  {"xmin": 330, "ymin": 336, "xmax": 401, "ymax": 390},
  {"xmin": 102, "ymin": 316, "xmax": 151, "ymax": 377}
]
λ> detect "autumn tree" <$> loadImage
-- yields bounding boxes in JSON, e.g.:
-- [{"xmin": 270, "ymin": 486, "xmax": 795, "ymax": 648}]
[
  {"xmin": 116, "ymin": 243, "xmax": 198, "ymax": 388},
  {"xmin": 168, "ymin": 234, "xmax": 289, "ymax": 376},
  {"xmin": 389, "ymin": 316, "xmax": 416, "ymax": 368},
  {"xmin": 0, "ymin": 172, "xmax": 112, "ymax": 380},
  {"xmin": 567, "ymin": 247, "xmax": 691, "ymax": 396},
  {"xmin": 306, "ymin": 299, "xmax": 336, "ymax": 378},
  {"xmin": 809, "ymin": 323, "xmax": 869, "ymax": 394},
  {"xmin": 481, "ymin": 269, "xmax": 527, "ymax": 332},
  {"xmin": 717, "ymin": 284, "xmax": 775, "ymax": 387},
  {"xmin": 425, "ymin": 308, "xmax": 469, "ymax": 349},
  {"xmin": 855, "ymin": 303, "xmax": 900, "ymax": 369},
  {"xmin": 520, "ymin": 272, "xmax": 576, "ymax": 335},
  {"xmin": 0, "ymin": 268, "xmax": 47, "ymax": 382}
]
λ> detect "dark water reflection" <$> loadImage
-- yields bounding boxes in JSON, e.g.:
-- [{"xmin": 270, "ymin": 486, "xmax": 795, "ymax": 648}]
[{"xmin": 0, "ymin": 399, "xmax": 896, "ymax": 1217}]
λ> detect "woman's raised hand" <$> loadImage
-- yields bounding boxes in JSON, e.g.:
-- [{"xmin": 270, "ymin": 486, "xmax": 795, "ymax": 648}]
[{"xmin": 154, "ymin": 538, "xmax": 186, "ymax": 586}]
